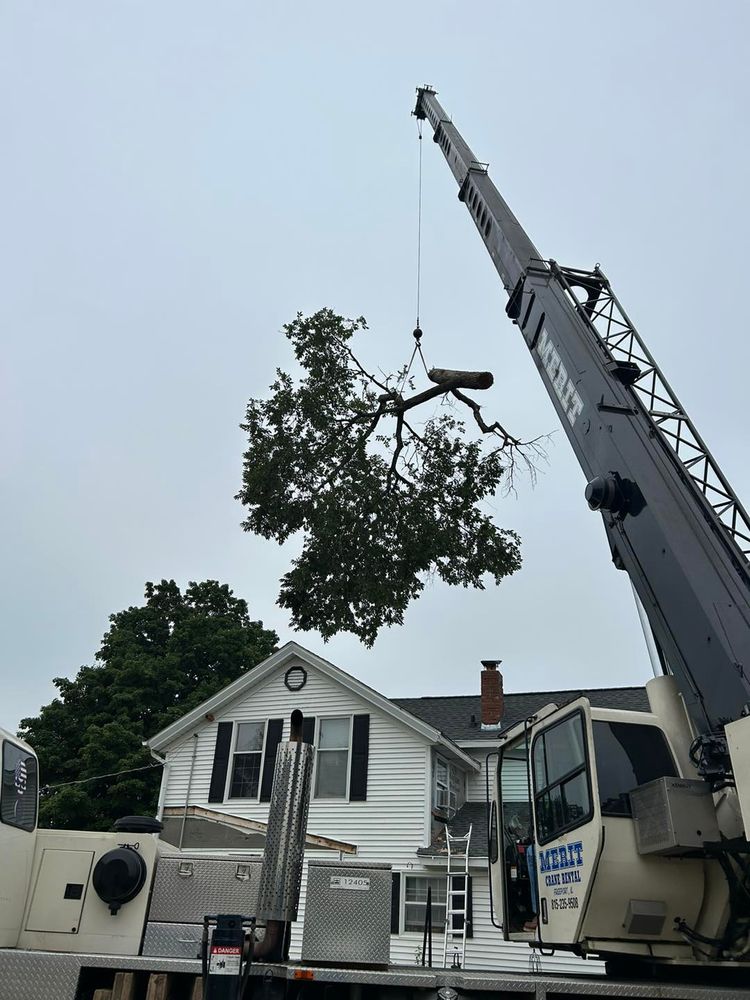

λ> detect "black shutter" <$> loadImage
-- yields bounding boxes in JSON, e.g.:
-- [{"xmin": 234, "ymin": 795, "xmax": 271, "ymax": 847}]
[
  {"xmin": 466, "ymin": 875, "xmax": 473, "ymax": 938},
  {"xmin": 349, "ymin": 714, "xmax": 370, "ymax": 801},
  {"xmin": 302, "ymin": 716, "xmax": 316, "ymax": 745},
  {"xmin": 260, "ymin": 719, "xmax": 284, "ymax": 802},
  {"xmin": 208, "ymin": 722, "xmax": 233, "ymax": 803},
  {"xmin": 390, "ymin": 872, "xmax": 401, "ymax": 934}
]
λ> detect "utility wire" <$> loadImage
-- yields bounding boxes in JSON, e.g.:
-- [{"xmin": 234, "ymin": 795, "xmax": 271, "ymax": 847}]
[{"xmin": 41, "ymin": 761, "xmax": 162, "ymax": 795}]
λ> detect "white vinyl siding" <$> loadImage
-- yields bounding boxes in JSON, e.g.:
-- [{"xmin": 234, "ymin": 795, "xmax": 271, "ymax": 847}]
[
  {"xmin": 465, "ymin": 748, "xmax": 494, "ymax": 803},
  {"xmin": 466, "ymin": 748, "xmax": 529, "ymax": 804},
  {"xmin": 161, "ymin": 661, "xmax": 430, "ymax": 863}
]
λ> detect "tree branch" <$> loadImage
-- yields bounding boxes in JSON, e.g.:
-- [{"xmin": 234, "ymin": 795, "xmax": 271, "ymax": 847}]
[
  {"xmin": 387, "ymin": 413, "xmax": 414, "ymax": 491},
  {"xmin": 450, "ymin": 388, "xmax": 520, "ymax": 446},
  {"xmin": 332, "ymin": 333, "xmax": 393, "ymax": 395}
]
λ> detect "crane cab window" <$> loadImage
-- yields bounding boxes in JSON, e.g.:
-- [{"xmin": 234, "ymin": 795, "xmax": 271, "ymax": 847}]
[
  {"xmin": 531, "ymin": 712, "xmax": 592, "ymax": 845},
  {"xmin": 1, "ymin": 740, "xmax": 38, "ymax": 832},
  {"xmin": 592, "ymin": 721, "xmax": 677, "ymax": 816}
]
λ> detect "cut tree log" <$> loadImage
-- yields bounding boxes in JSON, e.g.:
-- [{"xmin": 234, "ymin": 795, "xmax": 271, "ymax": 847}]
[{"xmin": 428, "ymin": 368, "xmax": 494, "ymax": 390}]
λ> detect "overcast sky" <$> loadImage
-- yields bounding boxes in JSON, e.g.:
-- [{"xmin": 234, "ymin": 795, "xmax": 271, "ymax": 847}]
[{"xmin": 3, "ymin": 1, "xmax": 749, "ymax": 732}]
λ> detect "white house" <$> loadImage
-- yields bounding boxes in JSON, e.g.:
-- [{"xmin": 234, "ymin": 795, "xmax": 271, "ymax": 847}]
[{"xmin": 146, "ymin": 641, "xmax": 648, "ymax": 974}]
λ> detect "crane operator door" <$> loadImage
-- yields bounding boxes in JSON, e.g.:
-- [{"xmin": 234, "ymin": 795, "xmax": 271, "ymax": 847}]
[{"xmin": 490, "ymin": 698, "xmax": 603, "ymax": 947}]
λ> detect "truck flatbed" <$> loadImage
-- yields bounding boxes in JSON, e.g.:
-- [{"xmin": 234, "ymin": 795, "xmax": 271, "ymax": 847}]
[{"xmin": 3, "ymin": 949, "xmax": 750, "ymax": 1000}]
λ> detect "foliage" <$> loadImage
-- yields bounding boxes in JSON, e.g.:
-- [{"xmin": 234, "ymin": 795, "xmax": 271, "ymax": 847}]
[
  {"xmin": 19, "ymin": 580, "xmax": 277, "ymax": 830},
  {"xmin": 238, "ymin": 309, "xmax": 529, "ymax": 646}
]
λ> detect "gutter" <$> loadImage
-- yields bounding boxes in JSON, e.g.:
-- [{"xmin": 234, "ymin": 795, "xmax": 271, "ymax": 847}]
[{"xmin": 436, "ymin": 735, "xmax": 480, "ymax": 771}]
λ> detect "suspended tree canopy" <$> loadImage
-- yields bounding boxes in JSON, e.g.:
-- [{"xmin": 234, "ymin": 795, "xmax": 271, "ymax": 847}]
[{"xmin": 238, "ymin": 309, "xmax": 543, "ymax": 646}]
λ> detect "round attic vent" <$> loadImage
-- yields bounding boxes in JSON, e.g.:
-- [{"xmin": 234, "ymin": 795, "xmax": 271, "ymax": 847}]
[{"xmin": 284, "ymin": 665, "xmax": 307, "ymax": 692}]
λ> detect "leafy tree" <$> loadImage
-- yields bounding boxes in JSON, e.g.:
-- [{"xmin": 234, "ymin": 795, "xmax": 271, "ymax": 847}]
[
  {"xmin": 238, "ymin": 309, "xmax": 541, "ymax": 646},
  {"xmin": 19, "ymin": 580, "xmax": 277, "ymax": 830}
]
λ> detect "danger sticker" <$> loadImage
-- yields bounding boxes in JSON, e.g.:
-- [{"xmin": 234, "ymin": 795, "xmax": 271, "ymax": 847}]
[
  {"xmin": 209, "ymin": 945, "xmax": 241, "ymax": 975},
  {"xmin": 329, "ymin": 875, "xmax": 370, "ymax": 891}
]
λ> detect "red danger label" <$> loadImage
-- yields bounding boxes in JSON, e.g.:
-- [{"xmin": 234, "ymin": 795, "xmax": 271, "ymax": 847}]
[{"xmin": 209, "ymin": 945, "xmax": 242, "ymax": 976}]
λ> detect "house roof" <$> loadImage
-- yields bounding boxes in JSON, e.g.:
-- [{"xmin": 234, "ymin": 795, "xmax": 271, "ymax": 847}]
[
  {"xmin": 417, "ymin": 802, "xmax": 489, "ymax": 860},
  {"xmin": 146, "ymin": 638, "xmax": 649, "ymax": 769},
  {"xmin": 146, "ymin": 641, "xmax": 478, "ymax": 769},
  {"xmin": 392, "ymin": 687, "xmax": 650, "ymax": 743}
]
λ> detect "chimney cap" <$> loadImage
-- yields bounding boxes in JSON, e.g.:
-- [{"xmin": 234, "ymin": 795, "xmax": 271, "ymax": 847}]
[{"xmin": 481, "ymin": 659, "xmax": 502, "ymax": 669}]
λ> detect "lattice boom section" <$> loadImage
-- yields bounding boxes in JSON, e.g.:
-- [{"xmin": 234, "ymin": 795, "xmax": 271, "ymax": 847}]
[{"xmin": 555, "ymin": 265, "xmax": 750, "ymax": 561}]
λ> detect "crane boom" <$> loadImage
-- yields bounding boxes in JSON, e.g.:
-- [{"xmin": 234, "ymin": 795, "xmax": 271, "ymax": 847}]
[{"xmin": 414, "ymin": 86, "xmax": 750, "ymax": 740}]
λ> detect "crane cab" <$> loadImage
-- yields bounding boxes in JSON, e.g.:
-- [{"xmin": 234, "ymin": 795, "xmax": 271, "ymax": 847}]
[
  {"xmin": 488, "ymin": 680, "xmax": 725, "ymax": 966},
  {"xmin": 0, "ymin": 727, "xmax": 39, "ymax": 948}
]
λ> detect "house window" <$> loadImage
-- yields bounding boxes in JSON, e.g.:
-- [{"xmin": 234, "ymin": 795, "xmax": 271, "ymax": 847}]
[
  {"xmin": 228, "ymin": 721, "xmax": 266, "ymax": 798},
  {"xmin": 403, "ymin": 875, "xmax": 446, "ymax": 932},
  {"xmin": 315, "ymin": 717, "xmax": 351, "ymax": 798},
  {"xmin": 433, "ymin": 755, "xmax": 465, "ymax": 815},
  {"xmin": 435, "ymin": 758, "xmax": 450, "ymax": 809}
]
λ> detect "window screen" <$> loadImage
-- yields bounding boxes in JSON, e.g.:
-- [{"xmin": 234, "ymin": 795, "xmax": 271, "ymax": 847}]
[
  {"xmin": 404, "ymin": 875, "xmax": 446, "ymax": 932},
  {"xmin": 532, "ymin": 712, "xmax": 591, "ymax": 844},
  {"xmin": 229, "ymin": 721, "xmax": 266, "ymax": 798},
  {"xmin": 592, "ymin": 721, "xmax": 677, "ymax": 816},
  {"xmin": 1, "ymin": 741, "xmax": 38, "ymax": 832}
]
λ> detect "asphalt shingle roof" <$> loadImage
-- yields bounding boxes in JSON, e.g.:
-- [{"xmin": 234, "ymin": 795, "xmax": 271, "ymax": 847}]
[
  {"xmin": 392, "ymin": 687, "xmax": 650, "ymax": 742},
  {"xmin": 417, "ymin": 802, "xmax": 489, "ymax": 859}
]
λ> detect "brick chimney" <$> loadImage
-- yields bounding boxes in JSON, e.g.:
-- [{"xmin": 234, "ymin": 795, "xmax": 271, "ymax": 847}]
[{"xmin": 480, "ymin": 660, "xmax": 504, "ymax": 729}]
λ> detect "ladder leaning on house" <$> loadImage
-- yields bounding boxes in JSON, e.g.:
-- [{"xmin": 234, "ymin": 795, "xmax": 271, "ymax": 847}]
[{"xmin": 441, "ymin": 824, "xmax": 472, "ymax": 969}]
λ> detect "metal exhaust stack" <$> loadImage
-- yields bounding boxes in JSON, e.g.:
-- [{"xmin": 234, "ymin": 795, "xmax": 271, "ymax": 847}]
[{"xmin": 254, "ymin": 709, "xmax": 314, "ymax": 960}]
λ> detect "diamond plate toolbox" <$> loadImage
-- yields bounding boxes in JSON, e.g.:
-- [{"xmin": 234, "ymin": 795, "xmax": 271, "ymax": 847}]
[
  {"xmin": 147, "ymin": 854, "xmax": 262, "ymax": 924},
  {"xmin": 142, "ymin": 920, "xmax": 205, "ymax": 959},
  {"xmin": 301, "ymin": 859, "xmax": 392, "ymax": 966}
]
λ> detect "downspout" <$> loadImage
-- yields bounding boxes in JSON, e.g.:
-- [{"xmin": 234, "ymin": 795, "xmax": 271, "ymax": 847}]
[
  {"xmin": 149, "ymin": 747, "xmax": 168, "ymax": 823},
  {"xmin": 179, "ymin": 734, "xmax": 199, "ymax": 849}
]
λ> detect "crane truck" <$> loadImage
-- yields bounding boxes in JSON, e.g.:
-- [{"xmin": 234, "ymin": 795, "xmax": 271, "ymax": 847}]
[
  {"xmin": 1, "ymin": 87, "xmax": 750, "ymax": 1000},
  {"xmin": 413, "ymin": 85, "xmax": 750, "ymax": 977}
]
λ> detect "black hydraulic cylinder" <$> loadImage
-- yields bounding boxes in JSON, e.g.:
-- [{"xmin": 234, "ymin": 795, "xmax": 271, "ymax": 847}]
[{"xmin": 203, "ymin": 914, "xmax": 251, "ymax": 1000}]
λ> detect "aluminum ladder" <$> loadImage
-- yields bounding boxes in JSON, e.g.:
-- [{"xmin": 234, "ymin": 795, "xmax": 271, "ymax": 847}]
[{"xmin": 441, "ymin": 823, "xmax": 472, "ymax": 969}]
